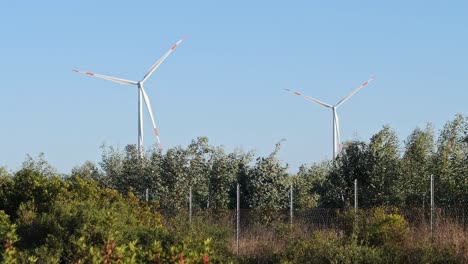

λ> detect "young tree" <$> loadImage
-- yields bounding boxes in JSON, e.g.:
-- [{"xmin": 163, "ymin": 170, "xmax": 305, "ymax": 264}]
[
  {"xmin": 159, "ymin": 146, "xmax": 190, "ymax": 211},
  {"xmin": 321, "ymin": 140, "xmax": 371, "ymax": 208},
  {"xmin": 401, "ymin": 125, "xmax": 435, "ymax": 206},
  {"xmin": 243, "ymin": 141, "xmax": 289, "ymax": 211},
  {"xmin": 186, "ymin": 137, "xmax": 212, "ymax": 209},
  {"xmin": 207, "ymin": 147, "xmax": 251, "ymax": 210},
  {"xmin": 21, "ymin": 153, "xmax": 57, "ymax": 178},
  {"xmin": 99, "ymin": 145, "xmax": 125, "ymax": 189},
  {"xmin": 71, "ymin": 161, "xmax": 101, "ymax": 181},
  {"xmin": 367, "ymin": 126, "xmax": 403, "ymax": 206},
  {"xmin": 294, "ymin": 161, "xmax": 329, "ymax": 209},
  {"xmin": 434, "ymin": 114, "xmax": 468, "ymax": 205}
]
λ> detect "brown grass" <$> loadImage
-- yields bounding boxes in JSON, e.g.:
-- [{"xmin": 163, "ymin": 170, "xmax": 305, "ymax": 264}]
[
  {"xmin": 227, "ymin": 211, "xmax": 468, "ymax": 262},
  {"xmin": 405, "ymin": 216, "xmax": 468, "ymax": 261}
]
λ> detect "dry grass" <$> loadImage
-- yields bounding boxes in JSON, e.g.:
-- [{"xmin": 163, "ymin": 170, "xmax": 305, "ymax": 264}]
[
  {"xmin": 228, "ymin": 224, "xmax": 284, "ymax": 260},
  {"xmin": 227, "ymin": 220, "xmax": 342, "ymax": 260},
  {"xmin": 226, "ymin": 211, "xmax": 468, "ymax": 262},
  {"xmin": 405, "ymin": 217, "xmax": 468, "ymax": 261}
]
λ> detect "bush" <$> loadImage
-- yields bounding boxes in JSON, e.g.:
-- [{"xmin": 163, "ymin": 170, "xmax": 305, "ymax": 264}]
[
  {"xmin": 166, "ymin": 210, "xmax": 235, "ymax": 262},
  {"xmin": 0, "ymin": 210, "xmax": 19, "ymax": 263},
  {"xmin": 337, "ymin": 207, "xmax": 408, "ymax": 247},
  {"xmin": 279, "ymin": 232, "xmax": 385, "ymax": 264},
  {"xmin": 365, "ymin": 208, "xmax": 408, "ymax": 247}
]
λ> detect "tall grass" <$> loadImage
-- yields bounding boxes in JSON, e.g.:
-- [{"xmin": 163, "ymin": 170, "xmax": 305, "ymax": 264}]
[{"xmin": 185, "ymin": 207, "xmax": 467, "ymax": 263}]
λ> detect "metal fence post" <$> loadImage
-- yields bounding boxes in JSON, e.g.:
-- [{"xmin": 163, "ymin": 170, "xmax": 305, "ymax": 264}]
[
  {"xmin": 431, "ymin": 174, "xmax": 434, "ymax": 242},
  {"xmin": 145, "ymin": 188, "xmax": 149, "ymax": 202},
  {"xmin": 290, "ymin": 183, "xmax": 293, "ymax": 228},
  {"xmin": 354, "ymin": 179, "xmax": 358, "ymax": 214},
  {"xmin": 236, "ymin": 183, "xmax": 240, "ymax": 257},
  {"xmin": 189, "ymin": 186, "xmax": 192, "ymax": 225}
]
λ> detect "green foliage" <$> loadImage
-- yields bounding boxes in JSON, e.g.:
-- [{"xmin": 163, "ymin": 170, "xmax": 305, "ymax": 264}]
[
  {"xmin": 321, "ymin": 140, "xmax": 371, "ymax": 208},
  {"xmin": 166, "ymin": 210, "xmax": 234, "ymax": 261},
  {"xmin": 401, "ymin": 124, "xmax": 435, "ymax": 206},
  {"xmin": 0, "ymin": 210, "xmax": 19, "ymax": 263},
  {"xmin": 279, "ymin": 232, "xmax": 385, "ymax": 264},
  {"xmin": 0, "ymin": 169, "xmax": 226, "ymax": 263},
  {"xmin": 71, "ymin": 161, "xmax": 101, "ymax": 181},
  {"xmin": 293, "ymin": 162, "xmax": 329, "ymax": 209},
  {"xmin": 21, "ymin": 153, "xmax": 58, "ymax": 178},
  {"xmin": 0, "ymin": 114, "xmax": 467, "ymax": 263},
  {"xmin": 368, "ymin": 126, "xmax": 403, "ymax": 206},
  {"xmin": 7, "ymin": 169, "xmax": 69, "ymax": 218},
  {"xmin": 279, "ymin": 231, "xmax": 464, "ymax": 264},
  {"xmin": 241, "ymin": 141, "xmax": 289, "ymax": 222},
  {"xmin": 434, "ymin": 114, "xmax": 468, "ymax": 205},
  {"xmin": 337, "ymin": 208, "xmax": 409, "ymax": 247},
  {"xmin": 364, "ymin": 208, "xmax": 409, "ymax": 247},
  {"xmin": 65, "ymin": 114, "xmax": 468, "ymax": 210}
]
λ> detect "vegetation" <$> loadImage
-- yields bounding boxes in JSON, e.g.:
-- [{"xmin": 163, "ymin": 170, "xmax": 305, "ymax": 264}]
[{"xmin": 0, "ymin": 114, "xmax": 466, "ymax": 263}]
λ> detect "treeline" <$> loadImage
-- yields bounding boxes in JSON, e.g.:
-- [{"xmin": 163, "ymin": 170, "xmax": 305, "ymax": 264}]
[
  {"xmin": 2, "ymin": 114, "xmax": 467, "ymax": 211},
  {"xmin": 81, "ymin": 114, "xmax": 467, "ymax": 210},
  {"xmin": 0, "ymin": 114, "xmax": 466, "ymax": 262}
]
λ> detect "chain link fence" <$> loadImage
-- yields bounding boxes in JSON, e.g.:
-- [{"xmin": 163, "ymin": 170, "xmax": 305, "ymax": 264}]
[{"xmin": 157, "ymin": 180, "xmax": 468, "ymax": 257}]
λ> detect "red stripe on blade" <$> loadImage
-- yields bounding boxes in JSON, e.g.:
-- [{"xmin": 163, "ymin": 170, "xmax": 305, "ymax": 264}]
[
  {"xmin": 294, "ymin": 92, "xmax": 301, "ymax": 96},
  {"xmin": 362, "ymin": 81, "xmax": 368, "ymax": 86},
  {"xmin": 171, "ymin": 44, "xmax": 178, "ymax": 50},
  {"xmin": 154, "ymin": 128, "xmax": 159, "ymax": 136},
  {"xmin": 86, "ymin": 72, "xmax": 94, "ymax": 76}
]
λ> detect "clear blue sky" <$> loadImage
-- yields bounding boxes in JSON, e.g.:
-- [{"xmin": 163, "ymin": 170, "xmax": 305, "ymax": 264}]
[{"xmin": 1, "ymin": 1, "xmax": 467, "ymax": 173}]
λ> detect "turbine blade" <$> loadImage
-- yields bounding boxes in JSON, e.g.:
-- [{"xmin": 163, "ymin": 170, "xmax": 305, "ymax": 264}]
[
  {"xmin": 73, "ymin": 70, "xmax": 137, "ymax": 85},
  {"xmin": 141, "ymin": 36, "xmax": 186, "ymax": 83},
  {"xmin": 140, "ymin": 85, "xmax": 161, "ymax": 146},
  {"xmin": 335, "ymin": 76, "xmax": 375, "ymax": 107},
  {"xmin": 284, "ymin": 89, "xmax": 333, "ymax": 108}
]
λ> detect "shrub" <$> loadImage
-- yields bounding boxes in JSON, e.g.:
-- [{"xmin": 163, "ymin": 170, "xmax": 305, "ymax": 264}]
[
  {"xmin": 337, "ymin": 207, "xmax": 409, "ymax": 247},
  {"xmin": 0, "ymin": 210, "xmax": 19, "ymax": 263},
  {"xmin": 279, "ymin": 232, "xmax": 386, "ymax": 264},
  {"xmin": 365, "ymin": 208, "xmax": 409, "ymax": 247},
  {"xmin": 166, "ymin": 210, "xmax": 235, "ymax": 262}
]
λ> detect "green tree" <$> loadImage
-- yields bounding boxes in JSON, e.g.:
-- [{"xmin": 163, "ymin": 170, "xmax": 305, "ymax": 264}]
[
  {"xmin": 321, "ymin": 140, "xmax": 371, "ymax": 208},
  {"xmin": 401, "ymin": 124, "xmax": 435, "ymax": 206},
  {"xmin": 160, "ymin": 146, "xmax": 190, "ymax": 211},
  {"xmin": 71, "ymin": 161, "xmax": 101, "ymax": 181},
  {"xmin": 21, "ymin": 153, "xmax": 57, "ymax": 178},
  {"xmin": 145, "ymin": 147, "xmax": 165, "ymax": 203},
  {"xmin": 207, "ymin": 147, "xmax": 251, "ymax": 210},
  {"xmin": 243, "ymin": 141, "xmax": 289, "ymax": 211},
  {"xmin": 119, "ymin": 144, "xmax": 151, "ymax": 198},
  {"xmin": 434, "ymin": 114, "xmax": 468, "ymax": 205},
  {"xmin": 0, "ymin": 171, "xmax": 13, "ymax": 214},
  {"xmin": 367, "ymin": 125, "xmax": 403, "ymax": 206},
  {"xmin": 7, "ymin": 169, "xmax": 68, "ymax": 218},
  {"xmin": 294, "ymin": 161, "xmax": 329, "ymax": 209},
  {"xmin": 99, "ymin": 145, "xmax": 125, "ymax": 189},
  {"xmin": 186, "ymin": 137, "xmax": 212, "ymax": 209}
]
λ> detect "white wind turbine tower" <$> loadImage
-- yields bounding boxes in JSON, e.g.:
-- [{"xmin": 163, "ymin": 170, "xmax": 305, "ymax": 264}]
[
  {"xmin": 285, "ymin": 76, "xmax": 375, "ymax": 159},
  {"xmin": 74, "ymin": 36, "xmax": 185, "ymax": 155}
]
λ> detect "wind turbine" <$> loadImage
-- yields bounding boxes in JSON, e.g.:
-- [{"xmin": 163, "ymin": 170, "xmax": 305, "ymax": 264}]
[
  {"xmin": 73, "ymin": 36, "xmax": 186, "ymax": 154},
  {"xmin": 285, "ymin": 76, "xmax": 375, "ymax": 159}
]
